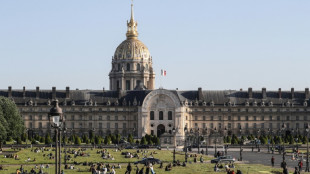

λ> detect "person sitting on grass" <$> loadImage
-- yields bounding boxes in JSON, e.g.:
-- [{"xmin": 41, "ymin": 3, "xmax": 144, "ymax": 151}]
[
  {"xmin": 200, "ymin": 156, "xmax": 204, "ymax": 163},
  {"xmin": 165, "ymin": 163, "xmax": 172, "ymax": 171},
  {"xmin": 236, "ymin": 170, "xmax": 243, "ymax": 174},
  {"xmin": 214, "ymin": 163, "xmax": 219, "ymax": 172},
  {"xmin": 30, "ymin": 168, "xmax": 35, "ymax": 174}
]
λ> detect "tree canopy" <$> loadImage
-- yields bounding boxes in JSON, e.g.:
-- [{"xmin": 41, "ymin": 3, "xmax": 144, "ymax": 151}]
[{"xmin": 0, "ymin": 96, "xmax": 24, "ymax": 143}]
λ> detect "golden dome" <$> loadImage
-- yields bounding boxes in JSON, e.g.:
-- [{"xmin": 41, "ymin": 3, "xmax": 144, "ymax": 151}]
[{"xmin": 114, "ymin": 39, "xmax": 150, "ymax": 60}]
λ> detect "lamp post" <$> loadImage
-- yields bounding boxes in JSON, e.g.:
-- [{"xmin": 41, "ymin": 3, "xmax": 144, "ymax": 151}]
[
  {"xmin": 184, "ymin": 127, "xmax": 188, "ymax": 162},
  {"xmin": 25, "ymin": 128, "xmax": 29, "ymax": 148},
  {"xmin": 172, "ymin": 127, "xmax": 176, "ymax": 164},
  {"xmin": 224, "ymin": 127, "xmax": 228, "ymax": 156},
  {"xmin": 239, "ymin": 126, "xmax": 243, "ymax": 161},
  {"xmin": 92, "ymin": 128, "xmax": 96, "ymax": 149},
  {"xmin": 214, "ymin": 127, "xmax": 218, "ymax": 157},
  {"xmin": 48, "ymin": 100, "xmax": 64, "ymax": 174},
  {"xmin": 197, "ymin": 128, "xmax": 200, "ymax": 154},
  {"xmin": 268, "ymin": 128, "xmax": 271, "ymax": 153},
  {"xmin": 305, "ymin": 124, "xmax": 310, "ymax": 172},
  {"xmin": 205, "ymin": 128, "xmax": 208, "ymax": 155},
  {"xmin": 257, "ymin": 129, "xmax": 261, "ymax": 152},
  {"xmin": 281, "ymin": 123, "xmax": 286, "ymax": 164}
]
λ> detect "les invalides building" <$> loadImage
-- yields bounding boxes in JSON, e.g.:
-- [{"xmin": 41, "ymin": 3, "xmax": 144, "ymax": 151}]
[{"xmin": 1, "ymin": 4, "xmax": 310, "ymax": 146}]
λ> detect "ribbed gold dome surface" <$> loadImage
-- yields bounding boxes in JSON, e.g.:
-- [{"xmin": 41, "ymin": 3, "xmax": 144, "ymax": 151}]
[{"xmin": 114, "ymin": 38, "xmax": 150, "ymax": 60}]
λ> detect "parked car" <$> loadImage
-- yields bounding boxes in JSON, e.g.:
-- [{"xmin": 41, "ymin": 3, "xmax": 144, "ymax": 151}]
[
  {"xmin": 138, "ymin": 145, "xmax": 150, "ymax": 149},
  {"xmin": 211, "ymin": 156, "xmax": 235, "ymax": 164},
  {"xmin": 134, "ymin": 158, "xmax": 161, "ymax": 165}
]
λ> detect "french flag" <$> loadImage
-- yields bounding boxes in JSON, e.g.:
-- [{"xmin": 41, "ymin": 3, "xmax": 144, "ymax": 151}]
[{"xmin": 161, "ymin": 69, "xmax": 167, "ymax": 76}]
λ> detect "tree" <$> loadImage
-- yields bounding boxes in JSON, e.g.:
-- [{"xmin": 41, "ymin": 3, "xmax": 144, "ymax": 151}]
[
  {"xmin": 140, "ymin": 137, "xmax": 147, "ymax": 145},
  {"xmin": 127, "ymin": 134, "xmax": 134, "ymax": 144},
  {"xmin": 45, "ymin": 133, "xmax": 52, "ymax": 145},
  {"xmin": 0, "ymin": 97, "xmax": 24, "ymax": 148},
  {"xmin": 75, "ymin": 136, "xmax": 82, "ymax": 145},
  {"xmin": 104, "ymin": 136, "xmax": 111, "ymax": 145}
]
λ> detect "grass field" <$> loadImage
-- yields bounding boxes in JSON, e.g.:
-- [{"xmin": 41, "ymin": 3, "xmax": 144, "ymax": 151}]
[{"xmin": 0, "ymin": 147, "xmax": 299, "ymax": 174}]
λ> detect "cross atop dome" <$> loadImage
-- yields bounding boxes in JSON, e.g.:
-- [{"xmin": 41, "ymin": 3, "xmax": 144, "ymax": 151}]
[{"xmin": 126, "ymin": 1, "xmax": 138, "ymax": 39}]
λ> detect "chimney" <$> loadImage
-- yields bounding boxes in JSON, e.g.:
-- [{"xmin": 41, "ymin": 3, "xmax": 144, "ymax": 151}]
[
  {"xmin": 52, "ymin": 87, "xmax": 56, "ymax": 99},
  {"xmin": 291, "ymin": 88, "xmax": 294, "ymax": 99},
  {"xmin": 103, "ymin": 87, "xmax": 105, "ymax": 93},
  {"xmin": 8, "ymin": 86, "xmax": 12, "ymax": 98},
  {"xmin": 278, "ymin": 88, "xmax": 282, "ymax": 99},
  {"xmin": 198, "ymin": 87, "xmax": 204, "ymax": 101},
  {"xmin": 66, "ymin": 86, "xmax": 70, "ymax": 98},
  {"xmin": 36, "ymin": 86, "xmax": 40, "ymax": 99},
  {"xmin": 248, "ymin": 87, "xmax": 253, "ymax": 98},
  {"xmin": 23, "ymin": 86, "xmax": 26, "ymax": 99},
  {"xmin": 262, "ymin": 88, "xmax": 267, "ymax": 99},
  {"xmin": 306, "ymin": 88, "xmax": 310, "ymax": 100}
]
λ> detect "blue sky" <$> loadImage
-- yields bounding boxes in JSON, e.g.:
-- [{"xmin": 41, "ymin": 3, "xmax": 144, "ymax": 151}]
[{"xmin": 0, "ymin": 0, "xmax": 309, "ymax": 91}]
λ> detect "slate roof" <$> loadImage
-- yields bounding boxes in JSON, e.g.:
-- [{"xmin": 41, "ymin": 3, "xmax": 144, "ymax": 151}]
[{"xmin": 0, "ymin": 88, "xmax": 308, "ymax": 107}]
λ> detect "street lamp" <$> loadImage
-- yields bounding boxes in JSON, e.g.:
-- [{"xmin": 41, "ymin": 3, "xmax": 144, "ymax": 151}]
[
  {"xmin": 197, "ymin": 128, "xmax": 200, "ymax": 154},
  {"xmin": 205, "ymin": 128, "xmax": 208, "ymax": 155},
  {"xmin": 214, "ymin": 127, "xmax": 218, "ymax": 157},
  {"xmin": 281, "ymin": 123, "xmax": 286, "ymax": 164},
  {"xmin": 184, "ymin": 127, "xmax": 188, "ymax": 162},
  {"xmin": 224, "ymin": 127, "xmax": 228, "ymax": 156},
  {"xmin": 172, "ymin": 127, "xmax": 176, "ymax": 164},
  {"xmin": 92, "ymin": 128, "xmax": 96, "ymax": 149},
  {"xmin": 48, "ymin": 100, "xmax": 64, "ymax": 174},
  {"xmin": 305, "ymin": 124, "xmax": 310, "ymax": 172},
  {"xmin": 239, "ymin": 126, "xmax": 243, "ymax": 161},
  {"xmin": 257, "ymin": 129, "xmax": 261, "ymax": 152},
  {"xmin": 25, "ymin": 128, "xmax": 29, "ymax": 148}
]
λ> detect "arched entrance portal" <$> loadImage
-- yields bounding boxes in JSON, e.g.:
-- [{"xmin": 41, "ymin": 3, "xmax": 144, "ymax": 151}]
[{"xmin": 157, "ymin": 124, "xmax": 165, "ymax": 137}]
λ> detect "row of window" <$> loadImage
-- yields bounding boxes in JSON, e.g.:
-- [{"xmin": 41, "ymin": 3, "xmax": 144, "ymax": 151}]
[
  {"xmin": 26, "ymin": 115, "xmax": 137, "ymax": 121},
  {"xmin": 193, "ymin": 122, "xmax": 308, "ymax": 130},
  {"xmin": 28, "ymin": 122, "xmax": 136, "ymax": 130},
  {"xmin": 193, "ymin": 115, "xmax": 308, "ymax": 121},
  {"xmin": 116, "ymin": 63, "xmax": 148, "ymax": 72},
  {"xmin": 150, "ymin": 111, "xmax": 173, "ymax": 120}
]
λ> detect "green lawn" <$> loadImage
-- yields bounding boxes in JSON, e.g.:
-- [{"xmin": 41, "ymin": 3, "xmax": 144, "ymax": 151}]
[{"xmin": 0, "ymin": 147, "xmax": 298, "ymax": 174}]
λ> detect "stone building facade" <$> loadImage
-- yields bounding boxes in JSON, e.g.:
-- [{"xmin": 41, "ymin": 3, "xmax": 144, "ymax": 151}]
[{"xmin": 1, "ymin": 4, "xmax": 310, "ymax": 145}]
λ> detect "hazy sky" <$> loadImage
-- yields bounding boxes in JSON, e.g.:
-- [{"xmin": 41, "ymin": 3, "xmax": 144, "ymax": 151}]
[{"xmin": 0, "ymin": 0, "xmax": 309, "ymax": 91}]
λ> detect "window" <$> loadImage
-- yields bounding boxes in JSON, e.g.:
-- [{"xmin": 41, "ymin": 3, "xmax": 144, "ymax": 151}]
[
  {"xmin": 237, "ymin": 123, "xmax": 241, "ymax": 129},
  {"xmin": 228, "ymin": 123, "xmax": 232, "ymax": 129},
  {"xmin": 126, "ymin": 80, "xmax": 130, "ymax": 90},
  {"xmin": 245, "ymin": 123, "xmax": 249, "ymax": 129},
  {"xmin": 117, "ymin": 81, "xmax": 120, "ymax": 89},
  {"xmin": 269, "ymin": 123, "xmax": 272, "ymax": 129},
  {"xmin": 211, "ymin": 116, "xmax": 214, "ymax": 121},
  {"xmin": 29, "ymin": 122, "xmax": 33, "ymax": 128},
  {"xmin": 123, "ymin": 116, "xmax": 126, "ymax": 120},
  {"xmin": 203, "ymin": 116, "xmax": 206, "ymax": 121},
  {"xmin": 253, "ymin": 123, "xmax": 257, "ymax": 129},
  {"xmin": 219, "ymin": 116, "xmax": 222, "ymax": 121},
  {"xmin": 107, "ymin": 123, "xmax": 110, "ymax": 129},
  {"xmin": 286, "ymin": 123, "xmax": 290, "ymax": 129},
  {"xmin": 286, "ymin": 116, "xmax": 290, "ymax": 121},
  {"xmin": 150, "ymin": 111, "xmax": 154, "ymax": 120},
  {"xmin": 296, "ymin": 116, "xmax": 299, "ymax": 121},
  {"xmin": 269, "ymin": 116, "xmax": 272, "ymax": 121},
  {"xmin": 115, "ymin": 116, "xmax": 118, "ymax": 121},
  {"xmin": 238, "ymin": 116, "xmax": 241, "ymax": 121},
  {"xmin": 126, "ymin": 63, "xmax": 130, "ymax": 71},
  {"xmin": 29, "ymin": 115, "xmax": 33, "ymax": 120},
  {"xmin": 253, "ymin": 116, "xmax": 257, "ymax": 121},
  {"xmin": 168, "ymin": 111, "xmax": 173, "ymax": 120},
  {"xmin": 296, "ymin": 123, "xmax": 299, "ymax": 129},
  {"xmin": 195, "ymin": 123, "xmax": 198, "ymax": 128},
  {"xmin": 151, "ymin": 130, "xmax": 154, "ymax": 135},
  {"xmin": 228, "ymin": 116, "xmax": 231, "ymax": 121},
  {"xmin": 99, "ymin": 123, "xmax": 102, "ymax": 129},
  {"xmin": 159, "ymin": 111, "xmax": 163, "ymax": 120},
  {"xmin": 123, "ymin": 123, "xmax": 127, "ymax": 129},
  {"xmin": 71, "ymin": 122, "xmax": 75, "ymax": 129},
  {"xmin": 261, "ymin": 123, "xmax": 264, "ymax": 129},
  {"xmin": 305, "ymin": 116, "xmax": 308, "ymax": 121},
  {"xmin": 261, "ymin": 116, "xmax": 264, "ymax": 121},
  {"xmin": 277, "ymin": 116, "xmax": 280, "ymax": 121},
  {"xmin": 39, "ymin": 122, "xmax": 42, "ymax": 129},
  {"xmin": 137, "ymin": 63, "xmax": 140, "ymax": 71},
  {"xmin": 195, "ymin": 116, "xmax": 198, "ymax": 121},
  {"xmin": 89, "ymin": 116, "xmax": 92, "ymax": 120},
  {"xmin": 99, "ymin": 116, "xmax": 102, "ymax": 120},
  {"xmin": 245, "ymin": 116, "xmax": 249, "ymax": 121},
  {"xmin": 107, "ymin": 116, "xmax": 110, "ymax": 121},
  {"xmin": 134, "ymin": 123, "xmax": 137, "ymax": 129},
  {"xmin": 218, "ymin": 123, "xmax": 222, "ymax": 129},
  {"xmin": 203, "ymin": 123, "xmax": 206, "ymax": 128},
  {"xmin": 118, "ymin": 64, "xmax": 121, "ymax": 71},
  {"xmin": 210, "ymin": 123, "xmax": 214, "ymax": 128},
  {"xmin": 80, "ymin": 115, "xmax": 83, "ymax": 120},
  {"xmin": 39, "ymin": 115, "xmax": 42, "ymax": 120},
  {"xmin": 136, "ymin": 80, "xmax": 141, "ymax": 86},
  {"xmin": 79, "ymin": 123, "xmax": 83, "ymax": 128},
  {"xmin": 89, "ymin": 122, "xmax": 92, "ymax": 128},
  {"xmin": 115, "ymin": 123, "xmax": 118, "ymax": 129},
  {"xmin": 277, "ymin": 123, "xmax": 280, "ymax": 129},
  {"xmin": 72, "ymin": 115, "xmax": 75, "ymax": 120}
]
